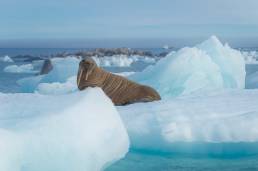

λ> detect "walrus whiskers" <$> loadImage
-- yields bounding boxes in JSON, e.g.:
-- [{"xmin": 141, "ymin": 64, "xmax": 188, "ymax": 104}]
[{"xmin": 77, "ymin": 58, "xmax": 161, "ymax": 105}]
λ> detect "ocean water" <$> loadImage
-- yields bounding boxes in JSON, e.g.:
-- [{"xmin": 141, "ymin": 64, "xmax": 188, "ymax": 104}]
[
  {"xmin": 106, "ymin": 150, "xmax": 258, "ymax": 171},
  {"xmin": 1, "ymin": 48, "xmax": 258, "ymax": 171}
]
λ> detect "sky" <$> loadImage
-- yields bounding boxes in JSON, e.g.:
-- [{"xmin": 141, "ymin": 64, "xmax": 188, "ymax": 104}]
[{"xmin": 0, "ymin": 0, "xmax": 258, "ymax": 48}]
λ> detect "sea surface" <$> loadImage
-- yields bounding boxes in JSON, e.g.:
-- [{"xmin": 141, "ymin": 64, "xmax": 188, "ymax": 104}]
[
  {"xmin": 106, "ymin": 150, "xmax": 258, "ymax": 171},
  {"xmin": 1, "ymin": 48, "xmax": 258, "ymax": 171}
]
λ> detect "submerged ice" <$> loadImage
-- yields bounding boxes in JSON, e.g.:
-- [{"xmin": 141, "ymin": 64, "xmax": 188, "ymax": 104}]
[
  {"xmin": 0, "ymin": 88, "xmax": 129, "ymax": 171},
  {"xmin": 130, "ymin": 36, "xmax": 246, "ymax": 98}
]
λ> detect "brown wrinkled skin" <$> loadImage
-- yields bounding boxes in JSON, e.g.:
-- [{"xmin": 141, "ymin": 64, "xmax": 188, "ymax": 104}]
[{"xmin": 77, "ymin": 58, "xmax": 161, "ymax": 105}]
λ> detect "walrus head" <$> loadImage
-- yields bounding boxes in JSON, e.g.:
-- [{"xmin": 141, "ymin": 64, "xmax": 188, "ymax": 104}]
[{"xmin": 77, "ymin": 57, "xmax": 97, "ymax": 90}]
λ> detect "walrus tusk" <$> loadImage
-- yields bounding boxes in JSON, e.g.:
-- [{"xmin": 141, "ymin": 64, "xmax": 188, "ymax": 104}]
[
  {"xmin": 77, "ymin": 67, "xmax": 83, "ymax": 86},
  {"xmin": 85, "ymin": 71, "xmax": 89, "ymax": 81}
]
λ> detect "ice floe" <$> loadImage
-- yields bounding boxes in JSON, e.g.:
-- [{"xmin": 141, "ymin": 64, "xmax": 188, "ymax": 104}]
[
  {"xmin": 17, "ymin": 57, "xmax": 80, "ymax": 93},
  {"xmin": 4, "ymin": 64, "xmax": 38, "ymax": 74},
  {"xmin": 0, "ymin": 88, "xmax": 129, "ymax": 171},
  {"xmin": 35, "ymin": 76, "xmax": 78, "ymax": 95},
  {"xmin": 118, "ymin": 89, "xmax": 258, "ymax": 155},
  {"xmin": 130, "ymin": 36, "xmax": 246, "ymax": 98}
]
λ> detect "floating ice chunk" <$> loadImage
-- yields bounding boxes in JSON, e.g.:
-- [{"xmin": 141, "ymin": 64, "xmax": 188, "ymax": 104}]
[
  {"xmin": 17, "ymin": 57, "xmax": 80, "ymax": 93},
  {"xmin": 36, "ymin": 76, "xmax": 78, "ymax": 95},
  {"xmin": 197, "ymin": 36, "xmax": 246, "ymax": 88},
  {"xmin": 4, "ymin": 64, "xmax": 38, "ymax": 74},
  {"xmin": 92, "ymin": 55, "xmax": 156, "ymax": 67},
  {"xmin": 0, "ymin": 55, "xmax": 13, "ymax": 63},
  {"xmin": 130, "ymin": 36, "xmax": 246, "ymax": 98},
  {"xmin": 118, "ymin": 89, "xmax": 258, "ymax": 154},
  {"xmin": 0, "ymin": 88, "xmax": 129, "ymax": 171}
]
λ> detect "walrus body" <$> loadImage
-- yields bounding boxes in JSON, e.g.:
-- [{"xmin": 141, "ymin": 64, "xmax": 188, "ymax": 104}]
[{"xmin": 77, "ymin": 58, "xmax": 161, "ymax": 105}]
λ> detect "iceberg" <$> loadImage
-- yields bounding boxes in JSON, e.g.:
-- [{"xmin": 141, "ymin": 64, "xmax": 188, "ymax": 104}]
[
  {"xmin": 4, "ymin": 64, "xmax": 37, "ymax": 74},
  {"xmin": 130, "ymin": 36, "xmax": 246, "ymax": 98},
  {"xmin": 0, "ymin": 88, "xmax": 129, "ymax": 171},
  {"xmin": 118, "ymin": 89, "xmax": 258, "ymax": 155},
  {"xmin": 0, "ymin": 55, "xmax": 13, "ymax": 63},
  {"xmin": 17, "ymin": 57, "xmax": 80, "ymax": 93}
]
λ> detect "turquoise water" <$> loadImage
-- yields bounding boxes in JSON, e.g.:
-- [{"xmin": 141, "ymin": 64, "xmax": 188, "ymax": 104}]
[{"xmin": 106, "ymin": 150, "xmax": 258, "ymax": 171}]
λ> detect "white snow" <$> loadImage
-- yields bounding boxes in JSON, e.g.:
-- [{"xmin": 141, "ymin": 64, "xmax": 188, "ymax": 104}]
[
  {"xmin": 0, "ymin": 88, "xmax": 129, "ymax": 171},
  {"xmin": 4, "ymin": 64, "xmax": 38, "ymax": 74},
  {"xmin": 113, "ymin": 72, "xmax": 136, "ymax": 77},
  {"xmin": 130, "ymin": 36, "xmax": 246, "ymax": 98},
  {"xmin": 93, "ymin": 55, "xmax": 156, "ymax": 67},
  {"xmin": 0, "ymin": 56, "xmax": 13, "ymax": 63},
  {"xmin": 118, "ymin": 89, "xmax": 258, "ymax": 153}
]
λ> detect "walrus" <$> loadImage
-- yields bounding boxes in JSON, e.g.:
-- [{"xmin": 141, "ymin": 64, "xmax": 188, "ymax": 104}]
[
  {"xmin": 77, "ymin": 58, "xmax": 161, "ymax": 105},
  {"xmin": 40, "ymin": 59, "xmax": 53, "ymax": 75}
]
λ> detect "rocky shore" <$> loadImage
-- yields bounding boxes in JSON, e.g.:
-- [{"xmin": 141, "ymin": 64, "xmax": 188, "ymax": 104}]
[{"xmin": 10, "ymin": 48, "xmax": 168, "ymax": 62}]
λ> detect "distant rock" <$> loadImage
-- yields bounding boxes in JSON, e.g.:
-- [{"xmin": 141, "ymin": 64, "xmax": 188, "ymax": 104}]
[{"xmin": 75, "ymin": 48, "xmax": 154, "ymax": 58}]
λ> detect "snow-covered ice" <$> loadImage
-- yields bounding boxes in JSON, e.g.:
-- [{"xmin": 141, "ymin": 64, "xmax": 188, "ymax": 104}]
[
  {"xmin": 0, "ymin": 56, "xmax": 13, "ymax": 63},
  {"xmin": 36, "ymin": 76, "xmax": 78, "ymax": 95},
  {"xmin": 113, "ymin": 72, "xmax": 136, "ymax": 77},
  {"xmin": 130, "ymin": 36, "xmax": 246, "ymax": 98},
  {"xmin": 0, "ymin": 88, "xmax": 129, "ymax": 171},
  {"xmin": 4, "ymin": 64, "xmax": 37, "ymax": 74},
  {"xmin": 118, "ymin": 89, "xmax": 258, "ymax": 154},
  {"xmin": 93, "ymin": 55, "xmax": 156, "ymax": 67}
]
